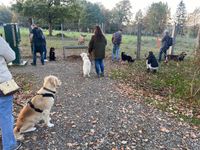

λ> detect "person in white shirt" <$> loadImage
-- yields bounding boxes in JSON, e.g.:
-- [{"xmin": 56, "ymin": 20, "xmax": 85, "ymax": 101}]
[{"xmin": 0, "ymin": 36, "xmax": 22, "ymax": 150}]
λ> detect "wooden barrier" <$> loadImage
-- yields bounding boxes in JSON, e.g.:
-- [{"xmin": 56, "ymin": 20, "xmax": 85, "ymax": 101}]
[{"xmin": 63, "ymin": 45, "xmax": 88, "ymax": 59}]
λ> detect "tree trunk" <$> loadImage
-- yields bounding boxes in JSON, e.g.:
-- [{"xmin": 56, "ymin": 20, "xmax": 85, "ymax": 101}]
[
  {"xmin": 49, "ymin": 22, "xmax": 52, "ymax": 36},
  {"xmin": 28, "ymin": 18, "xmax": 33, "ymax": 33}
]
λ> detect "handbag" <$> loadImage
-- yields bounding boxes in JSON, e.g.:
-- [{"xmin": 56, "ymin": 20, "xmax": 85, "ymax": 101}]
[{"xmin": 0, "ymin": 79, "xmax": 19, "ymax": 96}]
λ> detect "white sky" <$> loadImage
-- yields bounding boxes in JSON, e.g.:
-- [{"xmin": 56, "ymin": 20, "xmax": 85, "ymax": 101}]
[
  {"xmin": 88, "ymin": 0, "xmax": 199, "ymax": 15},
  {"xmin": 0, "ymin": 0, "xmax": 200, "ymax": 17}
]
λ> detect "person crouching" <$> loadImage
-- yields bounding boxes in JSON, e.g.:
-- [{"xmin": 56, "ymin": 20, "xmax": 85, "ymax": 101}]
[{"xmin": 146, "ymin": 51, "xmax": 159, "ymax": 73}]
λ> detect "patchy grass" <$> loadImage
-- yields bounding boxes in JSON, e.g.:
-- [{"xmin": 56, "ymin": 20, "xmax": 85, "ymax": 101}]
[{"xmin": 109, "ymin": 59, "xmax": 200, "ymax": 126}]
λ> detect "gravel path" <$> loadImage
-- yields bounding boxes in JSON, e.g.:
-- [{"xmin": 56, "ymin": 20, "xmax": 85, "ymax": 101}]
[{"xmin": 10, "ymin": 58, "xmax": 200, "ymax": 150}]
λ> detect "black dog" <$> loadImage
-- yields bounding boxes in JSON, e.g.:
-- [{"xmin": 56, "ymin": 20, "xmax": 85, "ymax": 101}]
[
  {"xmin": 49, "ymin": 47, "xmax": 56, "ymax": 61},
  {"xmin": 121, "ymin": 52, "xmax": 135, "ymax": 63},
  {"xmin": 166, "ymin": 52, "xmax": 187, "ymax": 62}
]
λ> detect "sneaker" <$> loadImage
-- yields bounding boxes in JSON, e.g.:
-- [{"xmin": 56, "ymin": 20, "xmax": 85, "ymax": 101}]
[
  {"xmin": 44, "ymin": 59, "xmax": 48, "ymax": 62},
  {"xmin": 13, "ymin": 141, "xmax": 22, "ymax": 150}
]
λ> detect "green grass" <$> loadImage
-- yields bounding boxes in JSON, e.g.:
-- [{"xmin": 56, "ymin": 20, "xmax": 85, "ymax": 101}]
[
  {"xmin": 110, "ymin": 59, "xmax": 200, "ymax": 126},
  {"xmin": 0, "ymin": 26, "xmax": 196, "ymax": 58}
]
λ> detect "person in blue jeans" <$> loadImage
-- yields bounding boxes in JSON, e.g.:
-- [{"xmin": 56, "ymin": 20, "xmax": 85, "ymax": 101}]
[
  {"xmin": 89, "ymin": 26, "xmax": 107, "ymax": 78},
  {"xmin": 0, "ymin": 36, "xmax": 22, "ymax": 150},
  {"xmin": 158, "ymin": 30, "xmax": 171, "ymax": 62},
  {"xmin": 30, "ymin": 24, "xmax": 45, "ymax": 66},
  {"xmin": 112, "ymin": 29, "xmax": 122, "ymax": 61}
]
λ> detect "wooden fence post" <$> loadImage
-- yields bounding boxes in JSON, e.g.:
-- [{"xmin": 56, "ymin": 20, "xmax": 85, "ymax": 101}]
[
  {"xmin": 136, "ymin": 22, "xmax": 142, "ymax": 59},
  {"xmin": 196, "ymin": 27, "xmax": 200, "ymax": 53},
  {"xmin": 169, "ymin": 23, "xmax": 177, "ymax": 55}
]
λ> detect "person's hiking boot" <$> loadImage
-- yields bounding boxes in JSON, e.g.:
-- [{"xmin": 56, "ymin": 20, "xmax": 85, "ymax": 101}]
[
  {"xmin": 152, "ymin": 70, "xmax": 157, "ymax": 73},
  {"xmin": 100, "ymin": 73, "xmax": 104, "ymax": 77},
  {"xmin": 31, "ymin": 62, "xmax": 36, "ymax": 66},
  {"xmin": 13, "ymin": 141, "xmax": 22, "ymax": 150}
]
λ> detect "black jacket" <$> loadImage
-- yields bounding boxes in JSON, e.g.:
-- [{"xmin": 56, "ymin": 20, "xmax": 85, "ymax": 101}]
[
  {"xmin": 88, "ymin": 35, "xmax": 107, "ymax": 59},
  {"xmin": 147, "ymin": 53, "xmax": 159, "ymax": 67}
]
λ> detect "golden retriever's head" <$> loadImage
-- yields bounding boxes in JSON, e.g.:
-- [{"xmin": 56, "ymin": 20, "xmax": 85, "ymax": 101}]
[{"xmin": 43, "ymin": 75, "xmax": 61, "ymax": 89}]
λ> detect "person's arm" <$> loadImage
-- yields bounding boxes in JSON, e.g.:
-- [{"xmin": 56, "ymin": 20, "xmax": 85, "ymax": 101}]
[
  {"xmin": 88, "ymin": 36, "xmax": 94, "ymax": 54},
  {"xmin": 112, "ymin": 34, "xmax": 115, "ymax": 44},
  {"xmin": 0, "ymin": 37, "xmax": 16, "ymax": 63}
]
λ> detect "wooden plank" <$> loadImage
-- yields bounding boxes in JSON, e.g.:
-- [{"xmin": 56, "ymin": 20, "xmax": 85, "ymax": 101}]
[{"xmin": 63, "ymin": 45, "xmax": 88, "ymax": 49}]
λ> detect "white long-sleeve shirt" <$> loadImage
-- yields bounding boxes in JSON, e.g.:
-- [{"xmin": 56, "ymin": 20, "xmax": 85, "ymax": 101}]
[{"xmin": 0, "ymin": 37, "xmax": 16, "ymax": 83}]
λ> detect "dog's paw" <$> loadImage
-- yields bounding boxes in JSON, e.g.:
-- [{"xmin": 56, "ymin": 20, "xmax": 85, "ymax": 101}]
[
  {"xmin": 47, "ymin": 123, "xmax": 54, "ymax": 127},
  {"xmin": 15, "ymin": 134, "xmax": 24, "ymax": 141}
]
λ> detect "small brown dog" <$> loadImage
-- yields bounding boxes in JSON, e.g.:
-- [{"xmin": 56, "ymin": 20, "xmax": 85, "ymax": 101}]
[
  {"xmin": 166, "ymin": 52, "xmax": 187, "ymax": 62},
  {"xmin": 78, "ymin": 34, "xmax": 86, "ymax": 45},
  {"xmin": 14, "ymin": 75, "xmax": 61, "ymax": 140}
]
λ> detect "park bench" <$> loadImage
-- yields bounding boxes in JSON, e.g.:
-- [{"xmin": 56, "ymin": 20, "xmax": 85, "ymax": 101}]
[{"xmin": 63, "ymin": 45, "xmax": 88, "ymax": 59}]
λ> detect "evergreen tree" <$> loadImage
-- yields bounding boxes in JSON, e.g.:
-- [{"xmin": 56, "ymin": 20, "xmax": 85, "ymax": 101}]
[{"xmin": 175, "ymin": 0, "xmax": 187, "ymax": 36}]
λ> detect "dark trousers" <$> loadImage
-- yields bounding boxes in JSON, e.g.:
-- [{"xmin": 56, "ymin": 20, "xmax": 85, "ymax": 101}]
[
  {"xmin": 32, "ymin": 44, "xmax": 45, "ymax": 65},
  {"xmin": 158, "ymin": 46, "xmax": 169, "ymax": 62}
]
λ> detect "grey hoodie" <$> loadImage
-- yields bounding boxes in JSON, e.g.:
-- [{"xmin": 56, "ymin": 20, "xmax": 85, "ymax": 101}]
[{"xmin": 0, "ymin": 37, "xmax": 16, "ymax": 83}]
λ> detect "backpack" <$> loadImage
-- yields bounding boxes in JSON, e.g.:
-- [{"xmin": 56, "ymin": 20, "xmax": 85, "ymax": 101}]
[
  {"xmin": 112, "ymin": 32, "xmax": 122, "ymax": 45},
  {"xmin": 168, "ymin": 37, "xmax": 173, "ymax": 47},
  {"xmin": 33, "ymin": 28, "xmax": 45, "ymax": 42}
]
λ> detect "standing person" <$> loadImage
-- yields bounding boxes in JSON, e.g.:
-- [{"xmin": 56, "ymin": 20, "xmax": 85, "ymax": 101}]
[
  {"xmin": 146, "ymin": 51, "xmax": 159, "ymax": 73},
  {"xmin": 158, "ymin": 30, "xmax": 171, "ymax": 62},
  {"xmin": 42, "ymin": 34, "xmax": 48, "ymax": 62},
  {"xmin": 30, "ymin": 24, "xmax": 45, "ymax": 66},
  {"xmin": 112, "ymin": 29, "xmax": 122, "ymax": 61},
  {"xmin": 0, "ymin": 37, "xmax": 22, "ymax": 150},
  {"xmin": 88, "ymin": 26, "xmax": 107, "ymax": 78}
]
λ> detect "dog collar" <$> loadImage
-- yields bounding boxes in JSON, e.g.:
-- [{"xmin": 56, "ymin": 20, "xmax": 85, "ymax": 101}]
[
  {"xmin": 27, "ymin": 101, "xmax": 43, "ymax": 113},
  {"xmin": 43, "ymin": 87, "xmax": 56, "ymax": 94},
  {"xmin": 38, "ymin": 93, "xmax": 54, "ymax": 98}
]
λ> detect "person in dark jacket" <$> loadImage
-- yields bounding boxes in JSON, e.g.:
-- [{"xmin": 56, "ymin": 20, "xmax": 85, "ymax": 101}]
[
  {"xmin": 112, "ymin": 29, "xmax": 122, "ymax": 61},
  {"xmin": 30, "ymin": 24, "xmax": 46, "ymax": 66},
  {"xmin": 88, "ymin": 26, "xmax": 107, "ymax": 78},
  {"xmin": 158, "ymin": 30, "xmax": 171, "ymax": 62},
  {"xmin": 146, "ymin": 51, "xmax": 159, "ymax": 73}
]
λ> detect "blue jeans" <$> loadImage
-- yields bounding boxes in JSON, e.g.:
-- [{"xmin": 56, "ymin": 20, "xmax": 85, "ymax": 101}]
[
  {"xmin": 158, "ymin": 47, "xmax": 168, "ymax": 62},
  {"xmin": 43, "ymin": 45, "xmax": 47, "ymax": 60},
  {"xmin": 32, "ymin": 44, "xmax": 45, "ymax": 65},
  {"xmin": 0, "ymin": 95, "xmax": 17, "ymax": 150},
  {"xmin": 112, "ymin": 44, "xmax": 120, "ymax": 61},
  {"xmin": 95, "ymin": 59, "xmax": 104, "ymax": 76}
]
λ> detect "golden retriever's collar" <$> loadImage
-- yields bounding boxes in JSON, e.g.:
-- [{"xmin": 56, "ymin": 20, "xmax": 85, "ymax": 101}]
[
  {"xmin": 27, "ymin": 101, "xmax": 43, "ymax": 113},
  {"xmin": 43, "ymin": 87, "xmax": 56, "ymax": 94},
  {"xmin": 38, "ymin": 93, "xmax": 54, "ymax": 98}
]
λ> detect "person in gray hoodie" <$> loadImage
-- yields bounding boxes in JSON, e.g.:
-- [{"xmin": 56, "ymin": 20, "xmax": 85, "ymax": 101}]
[{"xmin": 0, "ymin": 36, "xmax": 22, "ymax": 150}]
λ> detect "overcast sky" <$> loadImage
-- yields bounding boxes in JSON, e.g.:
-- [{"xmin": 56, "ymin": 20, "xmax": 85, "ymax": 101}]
[{"xmin": 0, "ymin": 0, "xmax": 199, "ymax": 16}]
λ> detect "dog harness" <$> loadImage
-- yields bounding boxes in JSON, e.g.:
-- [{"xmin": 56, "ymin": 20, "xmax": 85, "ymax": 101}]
[
  {"xmin": 28, "ymin": 101, "xmax": 43, "ymax": 113},
  {"xmin": 27, "ymin": 87, "xmax": 56, "ymax": 113}
]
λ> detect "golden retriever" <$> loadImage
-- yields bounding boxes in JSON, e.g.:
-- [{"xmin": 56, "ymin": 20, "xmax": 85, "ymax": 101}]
[{"xmin": 14, "ymin": 75, "xmax": 61, "ymax": 140}]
